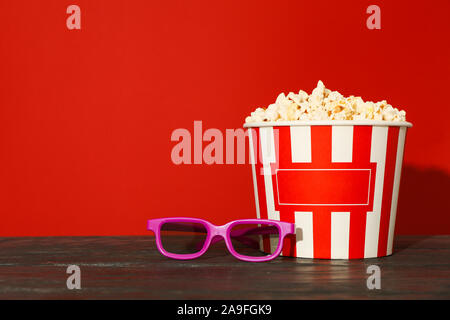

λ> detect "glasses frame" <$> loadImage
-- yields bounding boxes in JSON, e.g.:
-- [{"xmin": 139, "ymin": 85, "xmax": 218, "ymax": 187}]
[{"xmin": 147, "ymin": 217, "xmax": 295, "ymax": 262}]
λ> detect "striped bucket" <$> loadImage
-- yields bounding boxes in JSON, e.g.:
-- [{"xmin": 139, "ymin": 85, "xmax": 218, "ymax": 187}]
[{"xmin": 245, "ymin": 120, "xmax": 412, "ymax": 259}]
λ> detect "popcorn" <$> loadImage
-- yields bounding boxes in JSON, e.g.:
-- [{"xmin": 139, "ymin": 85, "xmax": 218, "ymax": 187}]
[{"xmin": 245, "ymin": 81, "xmax": 407, "ymax": 123}]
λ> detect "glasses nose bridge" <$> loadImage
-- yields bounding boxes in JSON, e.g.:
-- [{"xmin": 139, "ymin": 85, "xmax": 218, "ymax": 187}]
[{"xmin": 211, "ymin": 224, "xmax": 228, "ymax": 238}]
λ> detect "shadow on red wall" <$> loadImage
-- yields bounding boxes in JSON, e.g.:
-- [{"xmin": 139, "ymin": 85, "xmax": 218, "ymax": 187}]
[{"xmin": 396, "ymin": 165, "xmax": 450, "ymax": 235}]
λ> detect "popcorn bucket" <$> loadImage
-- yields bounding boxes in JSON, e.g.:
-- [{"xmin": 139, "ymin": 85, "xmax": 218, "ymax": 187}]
[{"xmin": 244, "ymin": 120, "xmax": 412, "ymax": 259}]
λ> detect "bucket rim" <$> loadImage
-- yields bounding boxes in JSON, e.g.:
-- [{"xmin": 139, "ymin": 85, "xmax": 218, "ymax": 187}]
[{"xmin": 243, "ymin": 120, "xmax": 413, "ymax": 128}]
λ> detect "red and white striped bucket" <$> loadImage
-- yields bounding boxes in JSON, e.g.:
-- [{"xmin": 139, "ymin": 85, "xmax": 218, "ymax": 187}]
[{"xmin": 244, "ymin": 120, "xmax": 412, "ymax": 259}]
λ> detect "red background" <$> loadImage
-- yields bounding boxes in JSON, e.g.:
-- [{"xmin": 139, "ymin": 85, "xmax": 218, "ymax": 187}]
[{"xmin": 0, "ymin": 0, "xmax": 449, "ymax": 236}]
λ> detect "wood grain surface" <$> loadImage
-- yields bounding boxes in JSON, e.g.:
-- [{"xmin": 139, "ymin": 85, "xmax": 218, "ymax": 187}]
[{"xmin": 0, "ymin": 236, "xmax": 448, "ymax": 299}]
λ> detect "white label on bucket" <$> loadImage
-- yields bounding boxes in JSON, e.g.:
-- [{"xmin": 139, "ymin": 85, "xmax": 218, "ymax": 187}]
[
  {"xmin": 364, "ymin": 126, "xmax": 388, "ymax": 258},
  {"xmin": 275, "ymin": 168, "xmax": 371, "ymax": 206},
  {"xmin": 332, "ymin": 126, "xmax": 353, "ymax": 163},
  {"xmin": 290, "ymin": 126, "xmax": 312, "ymax": 163},
  {"xmin": 387, "ymin": 126, "xmax": 407, "ymax": 255},
  {"xmin": 294, "ymin": 211, "xmax": 314, "ymax": 258},
  {"xmin": 331, "ymin": 212, "xmax": 350, "ymax": 259}
]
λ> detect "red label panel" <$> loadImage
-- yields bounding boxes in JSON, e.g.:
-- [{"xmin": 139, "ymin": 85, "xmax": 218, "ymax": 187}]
[{"xmin": 276, "ymin": 169, "xmax": 371, "ymax": 206}]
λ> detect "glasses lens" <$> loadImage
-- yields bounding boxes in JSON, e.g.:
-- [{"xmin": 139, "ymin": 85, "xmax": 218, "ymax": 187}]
[
  {"xmin": 229, "ymin": 223, "xmax": 280, "ymax": 257},
  {"xmin": 160, "ymin": 222, "xmax": 208, "ymax": 254}
]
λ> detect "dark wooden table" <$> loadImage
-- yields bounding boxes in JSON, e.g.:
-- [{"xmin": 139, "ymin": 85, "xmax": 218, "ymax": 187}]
[{"xmin": 0, "ymin": 235, "xmax": 448, "ymax": 299}]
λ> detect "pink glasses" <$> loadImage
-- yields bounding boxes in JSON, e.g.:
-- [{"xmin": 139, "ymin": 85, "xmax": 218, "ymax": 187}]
[{"xmin": 147, "ymin": 217, "xmax": 295, "ymax": 262}]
